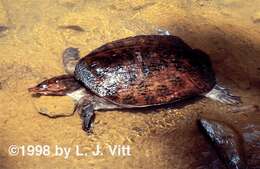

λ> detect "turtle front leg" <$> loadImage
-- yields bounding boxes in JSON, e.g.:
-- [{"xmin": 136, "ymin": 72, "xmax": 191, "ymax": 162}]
[
  {"xmin": 62, "ymin": 47, "xmax": 80, "ymax": 74},
  {"xmin": 157, "ymin": 28, "xmax": 171, "ymax": 35},
  {"xmin": 76, "ymin": 96, "xmax": 96, "ymax": 133}
]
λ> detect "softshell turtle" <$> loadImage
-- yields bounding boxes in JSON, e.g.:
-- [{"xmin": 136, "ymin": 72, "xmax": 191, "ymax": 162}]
[{"xmin": 28, "ymin": 30, "xmax": 240, "ymax": 133}]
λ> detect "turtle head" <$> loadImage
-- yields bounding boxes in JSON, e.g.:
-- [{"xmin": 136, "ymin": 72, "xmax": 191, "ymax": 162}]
[{"xmin": 28, "ymin": 75, "xmax": 82, "ymax": 96}]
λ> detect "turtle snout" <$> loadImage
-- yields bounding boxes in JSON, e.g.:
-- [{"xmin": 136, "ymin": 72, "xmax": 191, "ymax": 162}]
[{"xmin": 28, "ymin": 86, "xmax": 39, "ymax": 93}]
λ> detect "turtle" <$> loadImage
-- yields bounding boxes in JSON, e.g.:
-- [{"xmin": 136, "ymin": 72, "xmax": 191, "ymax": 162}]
[{"xmin": 28, "ymin": 30, "xmax": 241, "ymax": 133}]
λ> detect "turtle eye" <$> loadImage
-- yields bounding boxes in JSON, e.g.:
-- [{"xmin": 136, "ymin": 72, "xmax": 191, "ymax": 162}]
[{"xmin": 41, "ymin": 84, "xmax": 48, "ymax": 89}]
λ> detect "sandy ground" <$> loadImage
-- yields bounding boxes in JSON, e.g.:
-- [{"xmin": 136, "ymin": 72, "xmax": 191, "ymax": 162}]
[{"xmin": 0, "ymin": 0, "xmax": 259, "ymax": 169}]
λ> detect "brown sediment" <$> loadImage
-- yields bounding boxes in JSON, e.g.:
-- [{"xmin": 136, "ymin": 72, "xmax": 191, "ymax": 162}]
[
  {"xmin": 228, "ymin": 105, "xmax": 260, "ymax": 114},
  {"xmin": 58, "ymin": 25, "xmax": 85, "ymax": 32},
  {"xmin": 0, "ymin": 25, "xmax": 8, "ymax": 32},
  {"xmin": 132, "ymin": 2, "xmax": 156, "ymax": 11},
  {"xmin": 0, "ymin": 0, "xmax": 260, "ymax": 169}
]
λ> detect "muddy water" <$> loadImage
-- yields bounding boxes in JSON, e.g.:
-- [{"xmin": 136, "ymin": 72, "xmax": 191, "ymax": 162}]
[{"xmin": 0, "ymin": 0, "xmax": 259, "ymax": 169}]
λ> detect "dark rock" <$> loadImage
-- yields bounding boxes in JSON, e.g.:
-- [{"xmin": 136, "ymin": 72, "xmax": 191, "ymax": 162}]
[{"xmin": 198, "ymin": 118, "xmax": 247, "ymax": 169}]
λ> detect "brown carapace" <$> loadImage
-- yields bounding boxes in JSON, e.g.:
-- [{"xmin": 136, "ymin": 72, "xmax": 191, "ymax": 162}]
[{"xmin": 75, "ymin": 35, "xmax": 216, "ymax": 107}]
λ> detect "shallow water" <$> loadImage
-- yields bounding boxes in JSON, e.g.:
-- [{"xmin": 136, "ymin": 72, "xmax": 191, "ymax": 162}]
[{"xmin": 0, "ymin": 0, "xmax": 260, "ymax": 169}]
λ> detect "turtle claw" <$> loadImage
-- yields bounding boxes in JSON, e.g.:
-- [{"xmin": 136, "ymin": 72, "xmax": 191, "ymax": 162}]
[{"xmin": 221, "ymin": 95, "xmax": 241, "ymax": 105}]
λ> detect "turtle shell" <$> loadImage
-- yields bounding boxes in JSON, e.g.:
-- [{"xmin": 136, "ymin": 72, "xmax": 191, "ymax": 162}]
[{"xmin": 75, "ymin": 35, "xmax": 216, "ymax": 107}]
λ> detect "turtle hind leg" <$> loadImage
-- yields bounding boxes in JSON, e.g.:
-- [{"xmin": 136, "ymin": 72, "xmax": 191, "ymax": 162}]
[
  {"xmin": 62, "ymin": 47, "xmax": 80, "ymax": 74},
  {"xmin": 76, "ymin": 96, "xmax": 95, "ymax": 133},
  {"xmin": 204, "ymin": 84, "xmax": 241, "ymax": 105}
]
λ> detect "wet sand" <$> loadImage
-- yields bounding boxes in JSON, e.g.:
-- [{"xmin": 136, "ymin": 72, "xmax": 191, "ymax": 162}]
[{"xmin": 0, "ymin": 0, "xmax": 259, "ymax": 169}]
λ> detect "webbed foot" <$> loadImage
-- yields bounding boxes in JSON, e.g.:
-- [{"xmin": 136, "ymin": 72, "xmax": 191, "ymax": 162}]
[
  {"xmin": 81, "ymin": 104, "xmax": 95, "ymax": 133},
  {"xmin": 204, "ymin": 84, "xmax": 241, "ymax": 105},
  {"xmin": 76, "ymin": 97, "xmax": 95, "ymax": 133}
]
